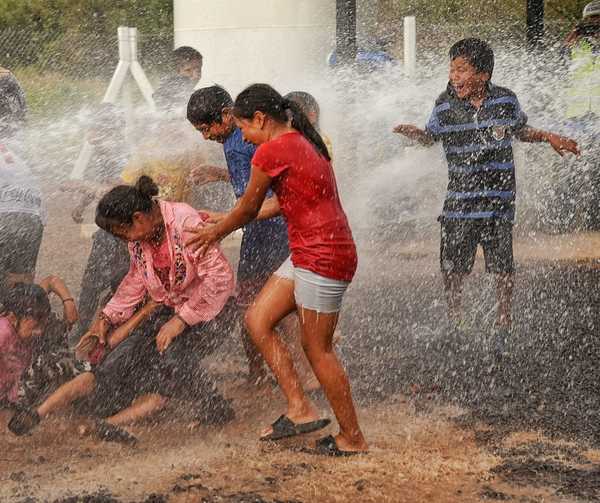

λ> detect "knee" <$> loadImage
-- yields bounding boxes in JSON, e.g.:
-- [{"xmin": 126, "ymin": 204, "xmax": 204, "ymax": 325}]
[{"xmin": 244, "ymin": 307, "xmax": 270, "ymax": 343}]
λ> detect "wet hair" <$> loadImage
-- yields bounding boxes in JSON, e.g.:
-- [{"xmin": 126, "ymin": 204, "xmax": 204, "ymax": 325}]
[
  {"xmin": 0, "ymin": 283, "xmax": 51, "ymax": 322},
  {"xmin": 284, "ymin": 91, "xmax": 320, "ymax": 128},
  {"xmin": 173, "ymin": 46, "xmax": 203, "ymax": 65},
  {"xmin": 449, "ymin": 38, "xmax": 494, "ymax": 77},
  {"xmin": 234, "ymin": 84, "xmax": 330, "ymax": 161},
  {"xmin": 95, "ymin": 175, "xmax": 159, "ymax": 231},
  {"xmin": 187, "ymin": 85, "xmax": 233, "ymax": 125}
]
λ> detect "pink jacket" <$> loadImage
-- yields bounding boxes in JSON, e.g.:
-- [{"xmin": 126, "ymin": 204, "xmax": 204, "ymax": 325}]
[
  {"xmin": 102, "ymin": 201, "xmax": 235, "ymax": 326},
  {"xmin": 0, "ymin": 317, "xmax": 31, "ymax": 403}
]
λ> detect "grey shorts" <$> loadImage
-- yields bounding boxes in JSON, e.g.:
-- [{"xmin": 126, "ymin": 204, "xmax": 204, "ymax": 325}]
[{"xmin": 274, "ymin": 256, "xmax": 349, "ymax": 313}]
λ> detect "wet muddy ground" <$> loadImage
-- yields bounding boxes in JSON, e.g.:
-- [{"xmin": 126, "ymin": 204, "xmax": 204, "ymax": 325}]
[{"xmin": 3, "ymin": 193, "xmax": 600, "ymax": 502}]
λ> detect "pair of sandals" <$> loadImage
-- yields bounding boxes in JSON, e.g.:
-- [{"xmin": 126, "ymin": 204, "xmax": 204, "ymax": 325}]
[
  {"xmin": 8, "ymin": 407, "xmax": 137, "ymax": 446},
  {"xmin": 259, "ymin": 415, "xmax": 361, "ymax": 457}
]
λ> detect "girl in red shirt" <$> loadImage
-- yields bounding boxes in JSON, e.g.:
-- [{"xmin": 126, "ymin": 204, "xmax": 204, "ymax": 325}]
[{"xmin": 186, "ymin": 84, "xmax": 367, "ymax": 455}]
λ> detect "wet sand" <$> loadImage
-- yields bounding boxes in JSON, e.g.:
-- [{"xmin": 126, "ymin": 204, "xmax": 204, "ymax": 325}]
[{"xmin": 3, "ymin": 191, "xmax": 600, "ymax": 502}]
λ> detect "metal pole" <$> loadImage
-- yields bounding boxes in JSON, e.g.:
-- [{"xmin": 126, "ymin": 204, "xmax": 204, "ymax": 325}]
[
  {"xmin": 336, "ymin": 0, "xmax": 357, "ymax": 65},
  {"xmin": 526, "ymin": 0, "xmax": 544, "ymax": 48},
  {"xmin": 403, "ymin": 16, "xmax": 416, "ymax": 77}
]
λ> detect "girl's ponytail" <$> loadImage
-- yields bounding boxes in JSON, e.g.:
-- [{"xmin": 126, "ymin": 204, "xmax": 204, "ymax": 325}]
[
  {"xmin": 281, "ymin": 99, "xmax": 331, "ymax": 162},
  {"xmin": 234, "ymin": 84, "xmax": 331, "ymax": 161},
  {"xmin": 96, "ymin": 176, "xmax": 158, "ymax": 231}
]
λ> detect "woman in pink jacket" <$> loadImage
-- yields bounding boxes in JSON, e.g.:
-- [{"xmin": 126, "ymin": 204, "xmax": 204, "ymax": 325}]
[{"xmin": 9, "ymin": 176, "xmax": 236, "ymax": 443}]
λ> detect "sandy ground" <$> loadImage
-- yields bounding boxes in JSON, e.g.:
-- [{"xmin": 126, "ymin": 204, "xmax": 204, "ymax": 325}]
[{"xmin": 3, "ymin": 191, "xmax": 600, "ymax": 502}]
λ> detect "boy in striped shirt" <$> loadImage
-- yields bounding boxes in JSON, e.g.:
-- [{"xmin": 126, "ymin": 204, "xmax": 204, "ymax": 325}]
[{"xmin": 394, "ymin": 38, "xmax": 579, "ymax": 356}]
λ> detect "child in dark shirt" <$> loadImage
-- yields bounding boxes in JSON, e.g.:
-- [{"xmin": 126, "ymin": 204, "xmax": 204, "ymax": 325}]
[{"xmin": 394, "ymin": 38, "xmax": 579, "ymax": 356}]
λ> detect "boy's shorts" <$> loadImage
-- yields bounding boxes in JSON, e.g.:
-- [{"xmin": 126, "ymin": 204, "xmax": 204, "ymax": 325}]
[
  {"xmin": 440, "ymin": 218, "xmax": 514, "ymax": 274},
  {"xmin": 0, "ymin": 212, "xmax": 43, "ymax": 278},
  {"xmin": 237, "ymin": 219, "xmax": 289, "ymax": 305}
]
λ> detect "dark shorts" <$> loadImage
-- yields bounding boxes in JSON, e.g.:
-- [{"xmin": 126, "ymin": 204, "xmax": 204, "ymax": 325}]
[
  {"xmin": 86, "ymin": 300, "xmax": 236, "ymax": 417},
  {"xmin": 0, "ymin": 212, "xmax": 43, "ymax": 279},
  {"xmin": 237, "ymin": 219, "xmax": 289, "ymax": 304},
  {"xmin": 440, "ymin": 218, "xmax": 514, "ymax": 274}
]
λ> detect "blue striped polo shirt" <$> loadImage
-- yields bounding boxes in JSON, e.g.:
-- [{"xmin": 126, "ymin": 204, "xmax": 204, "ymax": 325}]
[{"xmin": 426, "ymin": 83, "xmax": 528, "ymax": 222}]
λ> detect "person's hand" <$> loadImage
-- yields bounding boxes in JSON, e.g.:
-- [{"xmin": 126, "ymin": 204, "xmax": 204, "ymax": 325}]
[
  {"xmin": 548, "ymin": 134, "xmax": 581, "ymax": 157},
  {"xmin": 80, "ymin": 316, "xmax": 109, "ymax": 346},
  {"xmin": 62, "ymin": 299, "xmax": 79, "ymax": 329},
  {"xmin": 155, "ymin": 316, "xmax": 187, "ymax": 354},
  {"xmin": 188, "ymin": 165, "xmax": 223, "ymax": 186},
  {"xmin": 184, "ymin": 223, "xmax": 221, "ymax": 255},
  {"xmin": 393, "ymin": 124, "xmax": 426, "ymax": 139},
  {"xmin": 199, "ymin": 209, "xmax": 226, "ymax": 224}
]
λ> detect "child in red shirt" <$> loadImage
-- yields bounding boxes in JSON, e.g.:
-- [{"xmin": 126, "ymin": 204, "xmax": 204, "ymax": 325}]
[{"xmin": 186, "ymin": 84, "xmax": 367, "ymax": 456}]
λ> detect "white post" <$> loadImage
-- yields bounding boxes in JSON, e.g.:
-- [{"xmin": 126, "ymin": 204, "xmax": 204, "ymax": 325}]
[
  {"xmin": 70, "ymin": 26, "xmax": 155, "ymax": 179},
  {"xmin": 128, "ymin": 27, "xmax": 156, "ymax": 110},
  {"xmin": 403, "ymin": 16, "xmax": 416, "ymax": 77}
]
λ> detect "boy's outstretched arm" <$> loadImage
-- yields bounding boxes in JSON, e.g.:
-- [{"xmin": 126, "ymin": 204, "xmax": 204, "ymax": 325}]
[
  {"xmin": 516, "ymin": 126, "xmax": 580, "ymax": 157},
  {"xmin": 393, "ymin": 124, "xmax": 435, "ymax": 146}
]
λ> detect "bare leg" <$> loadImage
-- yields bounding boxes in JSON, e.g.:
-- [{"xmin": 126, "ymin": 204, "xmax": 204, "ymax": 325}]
[
  {"xmin": 443, "ymin": 272, "xmax": 466, "ymax": 325},
  {"xmin": 280, "ymin": 314, "xmax": 320, "ymax": 391},
  {"xmin": 244, "ymin": 275, "xmax": 320, "ymax": 433},
  {"xmin": 240, "ymin": 324, "xmax": 268, "ymax": 384},
  {"xmin": 105, "ymin": 393, "xmax": 169, "ymax": 426},
  {"xmin": 299, "ymin": 307, "xmax": 368, "ymax": 452},
  {"xmin": 496, "ymin": 273, "xmax": 514, "ymax": 329},
  {"xmin": 37, "ymin": 372, "xmax": 96, "ymax": 418}
]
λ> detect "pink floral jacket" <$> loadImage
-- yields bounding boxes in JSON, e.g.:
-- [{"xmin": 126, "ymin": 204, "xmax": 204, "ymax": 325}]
[{"xmin": 102, "ymin": 201, "xmax": 235, "ymax": 326}]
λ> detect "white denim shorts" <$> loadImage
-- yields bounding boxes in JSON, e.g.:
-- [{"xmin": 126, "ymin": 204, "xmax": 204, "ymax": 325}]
[{"xmin": 274, "ymin": 256, "xmax": 349, "ymax": 313}]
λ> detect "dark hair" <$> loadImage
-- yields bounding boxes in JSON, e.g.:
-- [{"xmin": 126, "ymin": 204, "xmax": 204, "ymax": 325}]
[
  {"xmin": 234, "ymin": 84, "xmax": 330, "ymax": 161},
  {"xmin": 449, "ymin": 38, "xmax": 494, "ymax": 77},
  {"xmin": 0, "ymin": 283, "xmax": 51, "ymax": 322},
  {"xmin": 187, "ymin": 85, "xmax": 233, "ymax": 125},
  {"xmin": 173, "ymin": 46, "xmax": 203, "ymax": 65},
  {"xmin": 284, "ymin": 91, "xmax": 320, "ymax": 127},
  {"xmin": 96, "ymin": 175, "xmax": 159, "ymax": 231}
]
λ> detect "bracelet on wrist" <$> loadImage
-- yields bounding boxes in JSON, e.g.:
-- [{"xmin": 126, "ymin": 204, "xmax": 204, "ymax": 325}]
[
  {"xmin": 62, "ymin": 297, "xmax": 74, "ymax": 304},
  {"xmin": 98, "ymin": 312, "xmax": 113, "ymax": 328}
]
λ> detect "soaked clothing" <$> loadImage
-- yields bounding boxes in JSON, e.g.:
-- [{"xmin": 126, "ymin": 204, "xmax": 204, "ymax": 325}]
[
  {"xmin": 440, "ymin": 219, "xmax": 514, "ymax": 274},
  {"xmin": 87, "ymin": 301, "xmax": 236, "ymax": 417},
  {"xmin": 102, "ymin": 200, "xmax": 235, "ymax": 327},
  {"xmin": 252, "ymin": 131, "xmax": 357, "ymax": 282},
  {"xmin": 0, "ymin": 143, "xmax": 45, "ymax": 282},
  {"xmin": 426, "ymin": 83, "xmax": 528, "ymax": 222},
  {"xmin": 0, "ymin": 317, "xmax": 32, "ymax": 404},
  {"xmin": 0, "ymin": 315, "xmax": 86, "ymax": 408},
  {"xmin": 222, "ymin": 127, "xmax": 289, "ymax": 299},
  {"xmin": 18, "ymin": 314, "xmax": 88, "ymax": 407},
  {"xmin": 0, "ymin": 212, "xmax": 43, "ymax": 280},
  {"xmin": 0, "ymin": 67, "xmax": 26, "ymax": 138},
  {"xmin": 77, "ymin": 230, "xmax": 130, "ymax": 334},
  {"xmin": 565, "ymin": 35, "xmax": 600, "ymax": 118}
]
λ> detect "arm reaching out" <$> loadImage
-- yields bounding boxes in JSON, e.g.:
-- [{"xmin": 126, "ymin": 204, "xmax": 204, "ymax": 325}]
[
  {"xmin": 393, "ymin": 124, "xmax": 435, "ymax": 146},
  {"xmin": 516, "ymin": 126, "xmax": 581, "ymax": 157},
  {"xmin": 185, "ymin": 166, "xmax": 272, "ymax": 254},
  {"xmin": 107, "ymin": 299, "xmax": 160, "ymax": 349},
  {"xmin": 38, "ymin": 275, "xmax": 79, "ymax": 328}
]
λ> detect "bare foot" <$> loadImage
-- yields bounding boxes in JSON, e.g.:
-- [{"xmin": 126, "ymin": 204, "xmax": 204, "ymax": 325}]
[{"xmin": 333, "ymin": 433, "xmax": 369, "ymax": 453}]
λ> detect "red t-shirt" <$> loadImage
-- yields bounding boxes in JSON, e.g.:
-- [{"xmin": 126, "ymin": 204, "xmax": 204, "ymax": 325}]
[{"xmin": 252, "ymin": 131, "xmax": 357, "ymax": 281}]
